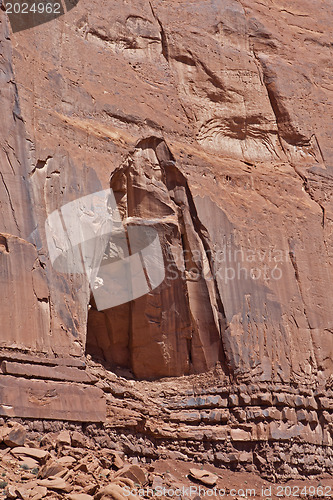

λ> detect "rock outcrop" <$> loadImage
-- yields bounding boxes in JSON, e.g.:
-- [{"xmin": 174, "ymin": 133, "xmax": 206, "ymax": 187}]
[
  {"xmin": 87, "ymin": 137, "xmax": 227, "ymax": 379},
  {"xmin": 0, "ymin": 0, "xmax": 332, "ymax": 480}
]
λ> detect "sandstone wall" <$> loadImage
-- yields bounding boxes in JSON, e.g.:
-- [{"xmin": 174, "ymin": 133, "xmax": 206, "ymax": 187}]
[{"xmin": 0, "ymin": 0, "xmax": 332, "ymax": 476}]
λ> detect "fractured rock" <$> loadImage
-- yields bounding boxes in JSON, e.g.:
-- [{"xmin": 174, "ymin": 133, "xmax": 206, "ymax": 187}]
[
  {"xmin": 71, "ymin": 431, "xmax": 87, "ymax": 448},
  {"xmin": 37, "ymin": 477, "xmax": 72, "ymax": 492},
  {"xmin": 188, "ymin": 468, "xmax": 218, "ymax": 487},
  {"xmin": 69, "ymin": 495, "xmax": 94, "ymax": 500},
  {"xmin": 114, "ymin": 464, "xmax": 147, "ymax": 486},
  {"xmin": 94, "ymin": 484, "xmax": 140, "ymax": 500},
  {"xmin": 3, "ymin": 423, "xmax": 27, "ymax": 447},
  {"xmin": 11, "ymin": 447, "xmax": 49, "ymax": 461},
  {"xmin": 56, "ymin": 430, "xmax": 71, "ymax": 447},
  {"xmin": 87, "ymin": 137, "xmax": 228, "ymax": 379}
]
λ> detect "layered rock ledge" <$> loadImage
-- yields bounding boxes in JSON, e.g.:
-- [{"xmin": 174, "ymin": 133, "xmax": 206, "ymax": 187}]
[{"xmin": 0, "ymin": 0, "xmax": 332, "ymax": 483}]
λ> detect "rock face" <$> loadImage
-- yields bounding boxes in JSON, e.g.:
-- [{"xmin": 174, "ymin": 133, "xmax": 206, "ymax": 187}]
[
  {"xmin": 87, "ymin": 137, "xmax": 227, "ymax": 379},
  {"xmin": 0, "ymin": 0, "xmax": 333, "ymax": 477}
]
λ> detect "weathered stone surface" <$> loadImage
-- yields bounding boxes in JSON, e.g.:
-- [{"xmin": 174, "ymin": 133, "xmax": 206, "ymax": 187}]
[
  {"xmin": 3, "ymin": 422, "xmax": 27, "ymax": 447},
  {"xmin": 0, "ymin": 351, "xmax": 85, "ymax": 368},
  {"xmin": 0, "ymin": 3, "xmax": 88, "ymax": 361},
  {"xmin": 56, "ymin": 430, "xmax": 72, "ymax": 447},
  {"xmin": 68, "ymin": 493, "xmax": 94, "ymax": 500},
  {"xmin": 11, "ymin": 446, "xmax": 49, "ymax": 460},
  {"xmin": 0, "ymin": 376, "xmax": 106, "ymax": 421},
  {"xmin": 1, "ymin": 0, "xmax": 332, "ymax": 382},
  {"xmin": 1, "ymin": 361, "xmax": 96, "ymax": 384},
  {"xmin": 94, "ymin": 484, "xmax": 140, "ymax": 500},
  {"xmin": 0, "ymin": 0, "xmax": 332, "ymax": 483},
  {"xmin": 38, "ymin": 460, "xmax": 66, "ymax": 479},
  {"xmin": 189, "ymin": 468, "xmax": 218, "ymax": 487},
  {"xmin": 37, "ymin": 477, "xmax": 72, "ymax": 492},
  {"xmin": 69, "ymin": 495, "xmax": 94, "ymax": 500},
  {"xmin": 18, "ymin": 456, "xmax": 39, "ymax": 469},
  {"xmin": 71, "ymin": 431, "xmax": 87, "ymax": 448},
  {"xmin": 114, "ymin": 465, "xmax": 147, "ymax": 486}
]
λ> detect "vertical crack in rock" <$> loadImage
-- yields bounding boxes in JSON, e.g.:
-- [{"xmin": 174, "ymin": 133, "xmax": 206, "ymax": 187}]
[
  {"xmin": 149, "ymin": 2, "xmax": 169, "ymax": 62},
  {"xmin": 87, "ymin": 137, "xmax": 230, "ymax": 380},
  {"xmin": 288, "ymin": 239, "xmax": 317, "ymax": 373},
  {"xmin": 0, "ymin": 170, "xmax": 20, "ymax": 234},
  {"xmin": 288, "ymin": 241, "xmax": 311, "ymax": 330},
  {"xmin": 296, "ymin": 169, "xmax": 326, "ymax": 229},
  {"xmin": 242, "ymin": 0, "xmax": 328, "ymax": 269},
  {"xmin": 4, "ymin": 147, "xmax": 16, "ymax": 175}
]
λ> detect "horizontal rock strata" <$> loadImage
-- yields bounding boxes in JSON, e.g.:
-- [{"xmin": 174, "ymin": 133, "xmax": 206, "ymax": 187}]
[{"xmin": 0, "ymin": 0, "xmax": 332, "ymax": 482}]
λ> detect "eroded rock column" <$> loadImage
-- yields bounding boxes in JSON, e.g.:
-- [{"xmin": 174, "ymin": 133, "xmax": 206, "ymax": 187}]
[{"xmin": 87, "ymin": 137, "xmax": 229, "ymax": 379}]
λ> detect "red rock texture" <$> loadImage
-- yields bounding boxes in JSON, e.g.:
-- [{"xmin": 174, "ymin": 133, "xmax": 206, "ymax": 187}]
[
  {"xmin": 87, "ymin": 137, "xmax": 227, "ymax": 379},
  {"xmin": 0, "ymin": 0, "xmax": 332, "ymax": 478}
]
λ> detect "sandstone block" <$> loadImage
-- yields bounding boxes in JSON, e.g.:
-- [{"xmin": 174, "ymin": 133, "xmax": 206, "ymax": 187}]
[
  {"xmin": 39, "ymin": 461, "xmax": 67, "ymax": 479},
  {"xmin": 282, "ymin": 408, "xmax": 297, "ymax": 423},
  {"xmin": 294, "ymin": 396, "xmax": 306, "ymax": 408},
  {"xmin": 210, "ymin": 426, "xmax": 229, "ymax": 441},
  {"xmin": 267, "ymin": 407, "xmax": 282, "ymax": 420},
  {"xmin": 0, "ymin": 375, "xmax": 106, "ymax": 422},
  {"xmin": 56, "ymin": 430, "xmax": 71, "ymax": 446},
  {"xmin": 319, "ymin": 397, "xmax": 333, "ymax": 410},
  {"xmin": 322, "ymin": 429, "xmax": 333, "ymax": 446},
  {"xmin": 273, "ymin": 393, "xmax": 286, "ymax": 405},
  {"xmin": 305, "ymin": 396, "xmax": 318, "ymax": 410},
  {"xmin": 296, "ymin": 410, "xmax": 308, "ymax": 423},
  {"xmin": 95, "ymin": 484, "xmax": 140, "ymax": 500},
  {"xmin": 170, "ymin": 411, "xmax": 201, "ymax": 424},
  {"xmin": 269, "ymin": 423, "xmax": 303, "ymax": 441},
  {"xmin": 239, "ymin": 451, "xmax": 253, "ymax": 463},
  {"xmin": 253, "ymin": 423, "xmax": 268, "ymax": 441},
  {"xmin": 308, "ymin": 411, "xmax": 319, "ymax": 425},
  {"xmin": 71, "ymin": 431, "xmax": 87, "ymax": 448},
  {"xmin": 3, "ymin": 422, "xmax": 26, "ymax": 447},
  {"xmin": 1, "ymin": 361, "xmax": 96, "ymax": 384},
  {"xmin": 11, "ymin": 447, "xmax": 49, "ymax": 460},
  {"xmin": 246, "ymin": 407, "xmax": 264, "ymax": 421},
  {"xmin": 228, "ymin": 394, "xmax": 239, "ymax": 407},
  {"xmin": 114, "ymin": 464, "xmax": 147, "ymax": 485},
  {"xmin": 69, "ymin": 495, "xmax": 94, "ymax": 500},
  {"xmin": 38, "ymin": 477, "xmax": 72, "ymax": 492},
  {"xmin": 18, "ymin": 456, "xmax": 40, "ymax": 469},
  {"xmin": 239, "ymin": 393, "xmax": 251, "ymax": 405},
  {"xmin": 189, "ymin": 468, "xmax": 218, "ymax": 487},
  {"xmin": 185, "ymin": 395, "xmax": 223, "ymax": 409},
  {"xmin": 230, "ymin": 429, "xmax": 251, "ymax": 441},
  {"xmin": 215, "ymin": 452, "xmax": 239, "ymax": 464},
  {"xmin": 257, "ymin": 393, "xmax": 272, "ymax": 405}
]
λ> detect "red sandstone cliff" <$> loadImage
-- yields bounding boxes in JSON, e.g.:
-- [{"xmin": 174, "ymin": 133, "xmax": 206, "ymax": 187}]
[{"xmin": 0, "ymin": 0, "xmax": 332, "ymax": 482}]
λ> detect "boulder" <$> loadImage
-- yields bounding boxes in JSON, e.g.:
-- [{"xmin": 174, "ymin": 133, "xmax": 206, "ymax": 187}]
[
  {"xmin": 188, "ymin": 468, "xmax": 218, "ymax": 487},
  {"xmin": 3, "ymin": 423, "xmax": 27, "ymax": 447}
]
